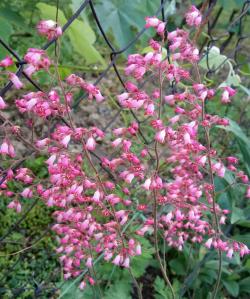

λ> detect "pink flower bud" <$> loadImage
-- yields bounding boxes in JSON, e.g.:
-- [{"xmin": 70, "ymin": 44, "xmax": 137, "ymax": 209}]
[
  {"xmin": 86, "ymin": 136, "xmax": 96, "ymax": 151},
  {"xmin": 0, "ymin": 96, "xmax": 7, "ymax": 109}
]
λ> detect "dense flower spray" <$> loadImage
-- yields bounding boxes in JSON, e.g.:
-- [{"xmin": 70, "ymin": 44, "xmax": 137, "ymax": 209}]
[{"xmin": 0, "ymin": 4, "xmax": 249, "ymax": 297}]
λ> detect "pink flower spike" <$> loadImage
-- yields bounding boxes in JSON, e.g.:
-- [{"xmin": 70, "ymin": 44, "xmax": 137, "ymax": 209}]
[{"xmin": 8, "ymin": 73, "xmax": 23, "ymax": 89}]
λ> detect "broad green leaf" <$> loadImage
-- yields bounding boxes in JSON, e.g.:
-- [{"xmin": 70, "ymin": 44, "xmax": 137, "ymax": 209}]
[
  {"xmin": 222, "ymin": 280, "xmax": 239, "ymax": 297},
  {"xmin": 153, "ymin": 276, "xmax": 171, "ymax": 299},
  {"xmin": 104, "ymin": 278, "xmax": 132, "ymax": 299},
  {"xmin": 36, "ymin": 3, "xmax": 106, "ymax": 66},
  {"xmin": 239, "ymin": 84, "xmax": 250, "ymax": 96},
  {"xmin": 216, "ymin": 119, "xmax": 250, "ymax": 176},
  {"xmin": 199, "ymin": 46, "xmax": 227, "ymax": 71},
  {"xmin": 231, "ymin": 206, "xmax": 245, "ymax": 224},
  {"xmin": 239, "ymin": 277, "xmax": 250, "ymax": 294},
  {"xmin": 0, "ymin": 17, "xmax": 13, "ymax": 42},
  {"xmin": 95, "ymin": 0, "xmax": 176, "ymax": 54},
  {"xmin": 169, "ymin": 258, "xmax": 186, "ymax": 275}
]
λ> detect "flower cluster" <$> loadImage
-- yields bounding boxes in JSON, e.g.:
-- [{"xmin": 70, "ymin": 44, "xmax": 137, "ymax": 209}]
[{"xmin": 1, "ymin": 5, "xmax": 249, "ymax": 293}]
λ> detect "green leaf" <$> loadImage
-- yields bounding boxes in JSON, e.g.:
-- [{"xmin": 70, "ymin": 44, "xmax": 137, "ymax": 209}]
[
  {"xmin": 199, "ymin": 46, "xmax": 227, "ymax": 71},
  {"xmin": 36, "ymin": 3, "xmax": 106, "ymax": 66},
  {"xmin": 58, "ymin": 281, "xmax": 93, "ymax": 299},
  {"xmin": 222, "ymin": 280, "xmax": 239, "ymax": 297},
  {"xmin": 231, "ymin": 206, "xmax": 245, "ymax": 224},
  {"xmin": 153, "ymin": 276, "xmax": 170, "ymax": 299},
  {"xmin": 216, "ymin": 119, "xmax": 250, "ymax": 176},
  {"xmin": 239, "ymin": 277, "xmax": 250, "ymax": 294},
  {"xmin": 0, "ymin": 17, "xmax": 13, "ymax": 42},
  {"xmin": 169, "ymin": 258, "xmax": 186, "ymax": 276},
  {"xmin": 95, "ymin": 0, "xmax": 176, "ymax": 54},
  {"xmin": 104, "ymin": 278, "xmax": 132, "ymax": 299}
]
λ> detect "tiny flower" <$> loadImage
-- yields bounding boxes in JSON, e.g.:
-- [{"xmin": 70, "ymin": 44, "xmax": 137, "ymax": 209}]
[
  {"xmin": 155, "ymin": 129, "xmax": 166, "ymax": 143},
  {"xmin": 205, "ymin": 238, "xmax": 213, "ymax": 249},
  {"xmin": 37, "ymin": 20, "xmax": 62, "ymax": 40},
  {"xmin": 145, "ymin": 17, "xmax": 160, "ymax": 28},
  {"xmin": 0, "ymin": 96, "xmax": 7, "ymax": 109},
  {"xmin": 0, "ymin": 56, "xmax": 13, "ymax": 67},
  {"xmin": 61, "ymin": 135, "xmax": 71, "ymax": 148},
  {"xmin": 79, "ymin": 281, "xmax": 86, "ymax": 290},
  {"xmin": 8, "ymin": 200, "xmax": 22, "ymax": 213},
  {"xmin": 136, "ymin": 244, "xmax": 142, "ymax": 255},
  {"xmin": 86, "ymin": 257, "xmax": 93, "ymax": 268},
  {"xmin": 86, "ymin": 136, "xmax": 96, "ymax": 151},
  {"xmin": 143, "ymin": 178, "xmax": 151, "ymax": 190},
  {"xmin": 21, "ymin": 188, "xmax": 33, "ymax": 198},
  {"xmin": 8, "ymin": 73, "xmax": 23, "ymax": 89},
  {"xmin": 112, "ymin": 254, "xmax": 121, "ymax": 266},
  {"xmin": 226, "ymin": 248, "xmax": 234, "ymax": 259},
  {"xmin": 246, "ymin": 186, "xmax": 250, "ymax": 198},
  {"xmin": 186, "ymin": 5, "xmax": 202, "ymax": 27},
  {"xmin": 123, "ymin": 257, "xmax": 130, "ymax": 268}
]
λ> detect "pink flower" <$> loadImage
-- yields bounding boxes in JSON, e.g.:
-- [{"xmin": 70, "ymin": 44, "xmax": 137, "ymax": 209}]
[
  {"xmin": 156, "ymin": 22, "xmax": 166, "ymax": 36},
  {"xmin": 24, "ymin": 48, "xmax": 51, "ymax": 76},
  {"xmin": 8, "ymin": 200, "xmax": 22, "ymax": 213},
  {"xmin": 61, "ymin": 135, "xmax": 71, "ymax": 148},
  {"xmin": 205, "ymin": 238, "xmax": 213, "ymax": 249},
  {"xmin": 155, "ymin": 129, "xmax": 166, "ymax": 143},
  {"xmin": 8, "ymin": 72, "xmax": 23, "ymax": 89},
  {"xmin": 136, "ymin": 244, "xmax": 142, "ymax": 255},
  {"xmin": 37, "ymin": 20, "xmax": 62, "ymax": 40},
  {"xmin": 0, "ymin": 56, "xmax": 13, "ymax": 67},
  {"xmin": 226, "ymin": 248, "xmax": 234, "ymax": 259},
  {"xmin": 86, "ymin": 257, "xmax": 93, "ymax": 268},
  {"xmin": 35, "ymin": 138, "xmax": 50, "ymax": 148},
  {"xmin": 86, "ymin": 136, "xmax": 96, "ymax": 151},
  {"xmin": 0, "ymin": 140, "xmax": 15, "ymax": 157},
  {"xmin": 143, "ymin": 178, "xmax": 151, "ymax": 190},
  {"xmin": 21, "ymin": 188, "xmax": 33, "ymax": 198},
  {"xmin": 79, "ymin": 281, "xmax": 86, "ymax": 290},
  {"xmin": 145, "ymin": 17, "xmax": 160, "ymax": 28},
  {"xmin": 221, "ymin": 87, "xmax": 236, "ymax": 104},
  {"xmin": 112, "ymin": 254, "xmax": 121, "ymax": 266},
  {"xmin": 246, "ymin": 186, "xmax": 250, "ymax": 198},
  {"xmin": 123, "ymin": 257, "xmax": 130, "ymax": 268},
  {"xmin": 185, "ymin": 6, "xmax": 202, "ymax": 27},
  {"xmin": 0, "ymin": 96, "xmax": 7, "ymax": 109}
]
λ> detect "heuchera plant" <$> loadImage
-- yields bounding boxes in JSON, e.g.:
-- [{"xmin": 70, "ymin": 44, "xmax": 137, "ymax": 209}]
[{"xmin": 0, "ymin": 5, "xmax": 249, "ymax": 299}]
